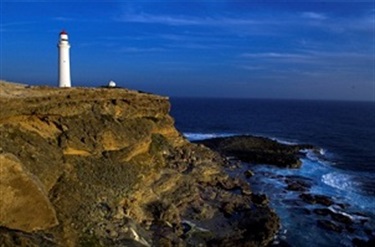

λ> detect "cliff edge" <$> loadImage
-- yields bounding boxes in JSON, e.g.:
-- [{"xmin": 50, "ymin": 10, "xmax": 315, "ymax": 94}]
[{"xmin": 0, "ymin": 81, "xmax": 279, "ymax": 246}]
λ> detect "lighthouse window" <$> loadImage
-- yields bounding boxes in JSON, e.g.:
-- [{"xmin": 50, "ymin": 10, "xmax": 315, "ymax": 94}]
[{"xmin": 61, "ymin": 38, "xmax": 68, "ymax": 41}]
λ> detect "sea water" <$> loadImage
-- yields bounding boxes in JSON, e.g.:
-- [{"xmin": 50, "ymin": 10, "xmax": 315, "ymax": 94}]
[{"xmin": 170, "ymin": 98, "xmax": 375, "ymax": 246}]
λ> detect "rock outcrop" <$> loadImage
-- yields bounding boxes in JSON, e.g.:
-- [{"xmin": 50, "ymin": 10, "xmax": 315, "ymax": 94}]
[
  {"xmin": 195, "ymin": 135, "xmax": 314, "ymax": 168},
  {"xmin": 0, "ymin": 81, "xmax": 279, "ymax": 246},
  {"xmin": 0, "ymin": 154, "xmax": 58, "ymax": 232}
]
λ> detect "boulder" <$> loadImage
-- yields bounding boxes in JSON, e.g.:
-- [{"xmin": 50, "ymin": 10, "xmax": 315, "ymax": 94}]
[{"xmin": 0, "ymin": 154, "xmax": 58, "ymax": 232}]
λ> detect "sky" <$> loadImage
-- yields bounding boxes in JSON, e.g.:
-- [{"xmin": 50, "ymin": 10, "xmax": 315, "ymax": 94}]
[{"xmin": 1, "ymin": 0, "xmax": 374, "ymax": 101}]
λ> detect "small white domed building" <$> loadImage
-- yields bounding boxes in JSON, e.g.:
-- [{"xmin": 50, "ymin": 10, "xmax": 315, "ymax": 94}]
[{"xmin": 108, "ymin": 80, "xmax": 116, "ymax": 88}]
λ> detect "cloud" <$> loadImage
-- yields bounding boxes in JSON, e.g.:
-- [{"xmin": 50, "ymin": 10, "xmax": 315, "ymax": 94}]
[
  {"xmin": 300, "ymin": 11, "xmax": 374, "ymax": 34},
  {"xmin": 52, "ymin": 17, "xmax": 76, "ymax": 22},
  {"xmin": 0, "ymin": 21, "xmax": 37, "ymax": 32},
  {"xmin": 239, "ymin": 65, "xmax": 264, "ymax": 71},
  {"xmin": 238, "ymin": 50, "xmax": 372, "ymax": 79},
  {"xmin": 116, "ymin": 13, "xmax": 208, "ymax": 26},
  {"xmin": 241, "ymin": 52, "xmax": 310, "ymax": 59},
  {"xmin": 241, "ymin": 51, "xmax": 371, "ymax": 60},
  {"xmin": 301, "ymin": 12, "xmax": 327, "ymax": 20},
  {"xmin": 115, "ymin": 12, "xmax": 261, "ymax": 27},
  {"xmin": 119, "ymin": 47, "xmax": 167, "ymax": 53}
]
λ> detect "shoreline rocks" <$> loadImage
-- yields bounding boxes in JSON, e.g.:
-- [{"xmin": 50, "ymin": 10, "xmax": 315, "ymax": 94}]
[
  {"xmin": 194, "ymin": 135, "xmax": 315, "ymax": 168},
  {"xmin": 196, "ymin": 134, "xmax": 375, "ymax": 246}
]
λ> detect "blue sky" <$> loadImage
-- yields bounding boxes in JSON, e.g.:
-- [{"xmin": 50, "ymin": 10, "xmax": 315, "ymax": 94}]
[{"xmin": 1, "ymin": 0, "xmax": 374, "ymax": 101}]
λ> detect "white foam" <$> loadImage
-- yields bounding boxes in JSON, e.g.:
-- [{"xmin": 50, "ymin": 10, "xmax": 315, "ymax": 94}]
[
  {"xmin": 328, "ymin": 206, "xmax": 355, "ymax": 220},
  {"xmin": 304, "ymin": 149, "xmax": 335, "ymax": 167},
  {"xmin": 321, "ymin": 172, "xmax": 357, "ymax": 191},
  {"xmin": 183, "ymin": 132, "xmax": 234, "ymax": 141},
  {"xmin": 269, "ymin": 137, "xmax": 297, "ymax": 145}
]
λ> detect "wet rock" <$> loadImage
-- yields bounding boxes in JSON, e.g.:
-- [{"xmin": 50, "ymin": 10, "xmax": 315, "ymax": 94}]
[
  {"xmin": 195, "ymin": 135, "xmax": 314, "ymax": 168},
  {"xmin": 270, "ymin": 239, "xmax": 293, "ymax": 247},
  {"xmin": 285, "ymin": 181, "xmax": 307, "ymax": 191},
  {"xmin": 299, "ymin": 193, "xmax": 315, "ymax": 204},
  {"xmin": 346, "ymin": 225, "xmax": 356, "ymax": 233},
  {"xmin": 313, "ymin": 208, "xmax": 332, "ymax": 216},
  {"xmin": 208, "ymin": 206, "xmax": 279, "ymax": 247},
  {"xmin": 331, "ymin": 212, "xmax": 353, "ymax": 225},
  {"xmin": 244, "ymin": 169, "xmax": 254, "ymax": 178},
  {"xmin": 222, "ymin": 202, "xmax": 236, "ymax": 217},
  {"xmin": 352, "ymin": 237, "xmax": 375, "ymax": 247},
  {"xmin": 241, "ymin": 187, "xmax": 252, "ymax": 196},
  {"xmin": 313, "ymin": 208, "xmax": 353, "ymax": 226},
  {"xmin": 218, "ymin": 177, "xmax": 239, "ymax": 190},
  {"xmin": 314, "ymin": 195, "xmax": 334, "ymax": 206},
  {"xmin": 251, "ymin": 193, "xmax": 269, "ymax": 205},
  {"xmin": 364, "ymin": 228, "xmax": 373, "ymax": 236},
  {"xmin": 317, "ymin": 220, "xmax": 343, "ymax": 233},
  {"xmin": 299, "ymin": 193, "xmax": 333, "ymax": 206},
  {"xmin": 284, "ymin": 176, "xmax": 312, "ymax": 192}
]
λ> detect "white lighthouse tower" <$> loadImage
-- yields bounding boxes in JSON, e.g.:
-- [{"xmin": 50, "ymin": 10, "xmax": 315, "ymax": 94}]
[{"xmin": 58, "ymin": 30, "xmax": 71, "ymax": 87}]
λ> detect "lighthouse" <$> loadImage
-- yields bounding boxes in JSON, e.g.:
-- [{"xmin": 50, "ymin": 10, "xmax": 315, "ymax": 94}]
[{"xmin": 57, "ymin": 30, "xmax": 71, "ymax": 87}]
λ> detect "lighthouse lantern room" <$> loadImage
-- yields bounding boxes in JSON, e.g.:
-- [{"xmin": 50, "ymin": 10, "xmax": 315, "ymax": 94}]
[{"xmin": 58, "ymin": 30, "xmax": 71, "ymax": 87}]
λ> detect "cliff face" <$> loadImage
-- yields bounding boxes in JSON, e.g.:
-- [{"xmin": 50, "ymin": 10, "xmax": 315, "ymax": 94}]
[{"xmin": 0, "ymin": 81, "xmax": 279, "ymax": 247}]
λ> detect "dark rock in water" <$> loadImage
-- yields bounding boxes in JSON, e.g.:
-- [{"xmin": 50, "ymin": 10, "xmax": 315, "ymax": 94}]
[
  {"xmin": 270, "ymin": 239, "xmax": 293, "ymax": 247},
  {"xmin": 336, "ymin": 203, "xmax": 349, "ymax": 210},
  {"xmin": 251, "ymin": 193, "xmax": 269, "ymax": 205},
  {"xmin": 317, "ymin": 220, "xmax": 343, "ymax": 233},
  {"xmin": 284, "ymin": 175, "xmax": 313, "ymax": 192},
  {"xmin": 285, "ymin": 180, "xmax": 310, "ymax": 192},
  {"xmin": 346, "ymin": 225, "xmax": 356, "ymax": 233},
  {"xmin": 194, "ymin": 135, "xmax": 314, "ymax": 168},
  {"xmin": 302, "ymin": 208, "xmax": 311, "ymax": 215},
  {"xmin": 299, "ymin": 193, "xmax": 333, "ymax": 206},
  {"xmin": 209, "ymin": 206, "xmax": 280, "ymax": 247},
  {"xmin": 352, "ymin": 237, "xmax": 375, "ymax": 247},
  {"xmin": 313, "ymin": 208, "xmax": 353, "ymax": 225},
  {"xmin": 331, "ymin": 212, "xmax": 353, "ymax": 225},
  {"xmin": 244, "ymin": 169, "xmax": 255, "ymax": 178},
  {"xmin": 299, "ymin": 193, "xmax": 317, "ymax": 204},
  {"xmin": 314, "ymin": 195, "xmax": 334, "ymax": 206},
  {"xmin": 313, "ymin": 208, "xmax": 332, "ymax": 216},
  {"xmin": 364, "ymin": 228, "xmax": 373, "ymax": 236}
]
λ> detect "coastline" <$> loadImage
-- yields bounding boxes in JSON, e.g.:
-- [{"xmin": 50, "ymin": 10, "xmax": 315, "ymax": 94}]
[
  {"xmin": 188, "ymin": 133, "xmax": 375, "ymax": 246},
  {"xmin": 1, "ymin": 81, "xmax": 373, "ymax": 246}
]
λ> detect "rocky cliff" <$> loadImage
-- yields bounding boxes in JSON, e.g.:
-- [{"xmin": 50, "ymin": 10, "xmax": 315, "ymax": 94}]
[{"xmin": 0, "ymin": 81, "xmax": 279, "ymax": 246}]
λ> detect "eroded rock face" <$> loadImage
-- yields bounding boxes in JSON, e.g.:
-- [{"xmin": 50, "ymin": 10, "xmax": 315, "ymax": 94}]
[
  {"xmin": 0, "ymin": 81, "xmax": 279, "ymax": 246},
  {"xmin": 0, "ymin": 154, "xmax": 58, "ymax": 232}
]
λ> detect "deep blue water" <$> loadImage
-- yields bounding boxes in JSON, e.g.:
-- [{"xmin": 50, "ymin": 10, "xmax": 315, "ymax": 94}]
[{"xmin": 170, "ymin": 98, "xmax": 375, "ymax": 246}]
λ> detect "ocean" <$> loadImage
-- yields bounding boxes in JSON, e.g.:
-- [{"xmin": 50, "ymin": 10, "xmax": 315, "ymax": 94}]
[{"xmin": 169, "ymin": 98, "xmax": 375, "ymax": 247}]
